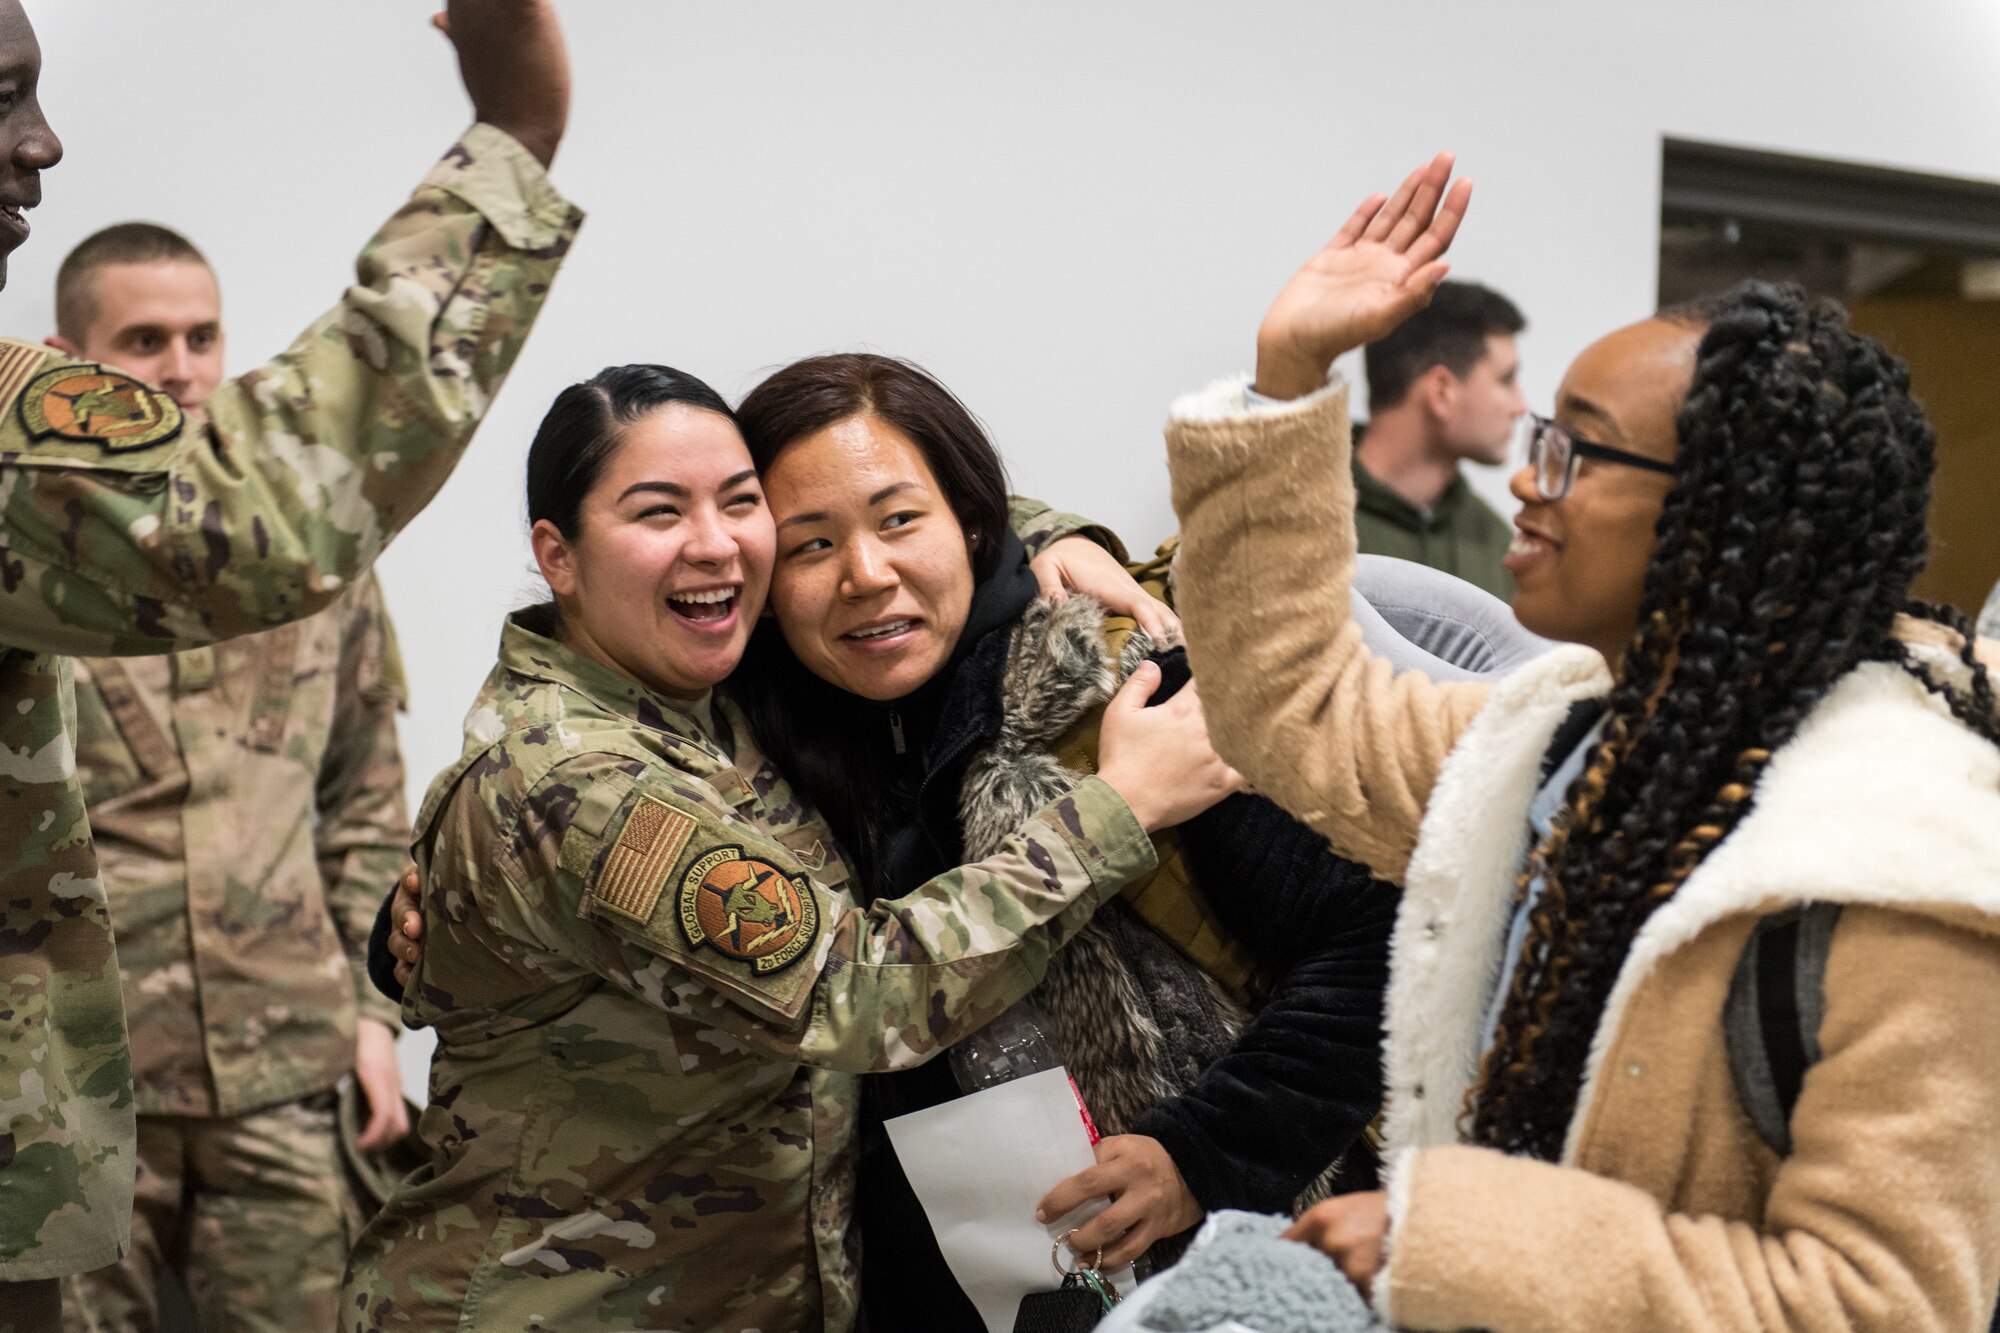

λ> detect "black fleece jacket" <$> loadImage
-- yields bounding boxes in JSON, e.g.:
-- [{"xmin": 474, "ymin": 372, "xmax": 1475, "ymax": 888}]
[{"xmin": 1130, "ymin": 649, "xmax": 1396, "ymax": 1210}]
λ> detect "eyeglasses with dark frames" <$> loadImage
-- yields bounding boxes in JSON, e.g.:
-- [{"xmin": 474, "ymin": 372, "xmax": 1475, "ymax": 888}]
[{"xmin": 1521, "ymin": 413, "xmax": 1675, "ymax": 501}]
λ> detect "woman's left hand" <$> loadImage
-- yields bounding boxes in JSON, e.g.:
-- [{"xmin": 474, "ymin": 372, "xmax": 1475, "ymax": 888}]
[
  {"xmin": 1035, "ymin": 1134, "xmax": 1204, "ymax": 1269},
  {"xmin": 1030, "ymin": 536, "xmax": 1181, "ymax": 644},
  {"xmin": 1254, "ymin": 151, "xmax": 1472, "ymax": 400},
  {"xmin": 1282, "ymin": 1190, "xmax": 1390, "ymax": 1298}
]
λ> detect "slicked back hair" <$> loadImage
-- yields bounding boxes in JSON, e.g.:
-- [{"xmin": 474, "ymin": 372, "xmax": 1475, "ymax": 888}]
[
  {"xmin": 55, "ymin": 222, "xmax": 211, "ymax": 344},
  {"xmin": 1364, "ymin": 280, "xmax": 1525, "ymax": 410},
  {"xmin": 525, "ymin": 362, "xmax": 738, "ymax": 541}
]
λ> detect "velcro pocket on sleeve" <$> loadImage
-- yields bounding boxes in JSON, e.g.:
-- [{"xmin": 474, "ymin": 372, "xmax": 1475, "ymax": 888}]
[
  {"xmin": 558, "ymin": 770, "xmax": 637, "ymax": 880},
  {"xmin": 774, "ymin": 824, "xmax": 849, "ymax": 889}
]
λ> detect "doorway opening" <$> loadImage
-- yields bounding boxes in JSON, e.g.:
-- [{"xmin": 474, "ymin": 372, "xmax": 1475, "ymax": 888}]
[{"xmin": 1659, "ymin": 137, "xmax": 2000, "ymax": 618}]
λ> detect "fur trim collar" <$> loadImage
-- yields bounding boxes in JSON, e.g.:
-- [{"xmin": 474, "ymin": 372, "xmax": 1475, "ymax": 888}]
[
  {"xmin": 1168, "ymin": 370, "xmax": 1348, "ymax": 425},
  {"xmin": 1380, "ymin": 643, "xmax": 2000, "ymax": 1163},
  {"xmin": 956, "ymin": 596, "xmax": 1251, "ymax": 1140},
  {"xmin": 1379, "ymin": 644, "xmax": 1610, "ymax": 1157},
  {"xmin": 955, "ymin": 595, "xmax": 1119, "ymax": 864}
]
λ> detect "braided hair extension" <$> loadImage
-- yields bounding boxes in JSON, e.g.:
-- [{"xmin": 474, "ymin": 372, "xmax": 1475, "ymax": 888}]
[{"xmin": 1464, "ymin": 281, "xmax": 2000, "ymax": 1161}]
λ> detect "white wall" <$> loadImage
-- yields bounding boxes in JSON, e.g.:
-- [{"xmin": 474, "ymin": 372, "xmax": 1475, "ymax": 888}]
[{"xmin": 18, "ymin": 2, "xmax": 2000, "ymax": 1093}]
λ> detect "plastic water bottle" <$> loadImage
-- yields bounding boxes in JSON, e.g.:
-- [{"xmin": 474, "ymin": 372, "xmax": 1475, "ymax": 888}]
[
  {"xmin": 950, "ymin": 1000, "xmax": 1063, "ymax": 1092},
  {"xmin": 951, "ymin": 1000, "xmax": 1103, "ymax": 1147},
  {"xmin": 953, "ymin": 1000, "xmax": 1156, "ymax": 1279}
]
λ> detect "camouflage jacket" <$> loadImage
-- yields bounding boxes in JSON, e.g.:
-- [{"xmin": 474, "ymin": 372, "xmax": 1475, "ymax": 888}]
[
  {"xmin": 0, "ymin": 125, "xmax": 580, "ymax": 1282},
  {"xmin": 73, "ymin": 571, "xmax": 410, "ymax": 1118},
  {"xmin": 344, "ymin": 613, "xmax": 1154, "ymax": 1333}
]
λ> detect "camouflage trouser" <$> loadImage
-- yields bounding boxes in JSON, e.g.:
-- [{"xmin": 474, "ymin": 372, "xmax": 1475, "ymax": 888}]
[{"xmin": 59, "ymin": 1094, "xmax": 358, "ymax": 1333}]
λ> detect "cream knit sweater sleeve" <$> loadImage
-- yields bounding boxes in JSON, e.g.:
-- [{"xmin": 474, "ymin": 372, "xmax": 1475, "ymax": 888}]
[{"xmin": 1164, "ymin": 375, "xmax": 1490, "ymax": 885}]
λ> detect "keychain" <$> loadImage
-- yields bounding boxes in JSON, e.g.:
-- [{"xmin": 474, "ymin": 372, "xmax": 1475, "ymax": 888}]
[
  {"xmin": 1010, "ymin": 1229, "xmax": 1122, "ymax": 1333},
  {"xmin": 1077, "ymin": 1266, "xmax": 1121, "ymax": 1311}
]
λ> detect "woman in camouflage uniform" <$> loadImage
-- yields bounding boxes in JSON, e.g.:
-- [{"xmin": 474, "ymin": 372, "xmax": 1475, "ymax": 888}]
[{"xmin": 342, "ymin": 365, "xmax": 1235, "ymax": 1332}]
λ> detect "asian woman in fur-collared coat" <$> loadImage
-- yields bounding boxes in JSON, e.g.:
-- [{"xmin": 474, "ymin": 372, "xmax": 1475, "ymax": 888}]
[
  {"xmin": 731, "ymin": 353, "xmax": 1400, "ymax": 1332},
  {"xmin": 1163, "ymin": 153, "xmax": 2000, "ymax": 1332}
]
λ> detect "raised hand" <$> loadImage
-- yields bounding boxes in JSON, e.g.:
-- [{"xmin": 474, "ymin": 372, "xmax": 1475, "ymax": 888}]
[
  {"xmin": 1254, "ymin": 151, "xmax": 1473, "ymax": 400},
  {"xmin": 435, "ymin": 0, "xmax": 571, "ymax": 168}
]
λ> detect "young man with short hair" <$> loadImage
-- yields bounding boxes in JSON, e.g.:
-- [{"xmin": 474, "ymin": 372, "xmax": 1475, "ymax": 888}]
[
  {"xmin": 1353, "ymin": 280, "xmax": 1527, "ymax": 597},
  {"xmin": 0, "ymin": 6, "xmax": 577, "ymax": 1325},
  {"xmin": 49, "ymin": 225, "xmax": 416, "ymax": 1331},
  {"xmin": 48, "ymin": 224, "xmax": 225, "ymax": 410}
]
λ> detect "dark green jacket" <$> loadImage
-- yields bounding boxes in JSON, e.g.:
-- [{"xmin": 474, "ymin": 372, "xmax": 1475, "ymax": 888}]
[{"xmin": 1351, "ymin": 456, "xmax": 1514, "ymax": 599}]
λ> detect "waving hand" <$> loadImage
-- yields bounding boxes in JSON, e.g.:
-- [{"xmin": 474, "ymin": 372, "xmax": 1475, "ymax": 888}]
[{"xmin": 1254, "ymin": 151, "xmax": 1473, "ymax": 399}]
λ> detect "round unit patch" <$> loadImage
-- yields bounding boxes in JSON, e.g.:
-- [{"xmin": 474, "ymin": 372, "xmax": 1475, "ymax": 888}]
[
  {"xmin": 19, "ymin": 364, "xmax": 184, "ymax": 452},
  {"xmin": 679, "ymin": 846, "xmax": 818, "ymax": 975}
]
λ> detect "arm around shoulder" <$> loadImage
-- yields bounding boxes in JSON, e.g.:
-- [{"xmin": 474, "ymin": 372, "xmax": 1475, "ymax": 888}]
[
  {"xmin": 1008, "ymin": 495, "xmax": 1129, "ymax": 562},
  {"xmin": 516, "ymin": 750, "xmax": 1157, "ymax": 1075}
]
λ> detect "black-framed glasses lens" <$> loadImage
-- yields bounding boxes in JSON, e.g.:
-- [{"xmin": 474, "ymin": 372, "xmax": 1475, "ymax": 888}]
[{"xmin": 1528, "ymin": 418, "xmax": 1573, "ymax": 500}]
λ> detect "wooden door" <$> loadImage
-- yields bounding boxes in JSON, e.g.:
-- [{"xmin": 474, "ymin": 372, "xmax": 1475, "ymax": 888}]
[{"xmin": 1848, "ymin": 297, "xmax": 2000, "ymax": 617}]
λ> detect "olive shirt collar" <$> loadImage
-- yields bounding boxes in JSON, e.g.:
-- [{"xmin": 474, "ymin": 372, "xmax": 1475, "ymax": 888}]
[{"xmin": 1350, "ymin": 453, "xmax": 1478, "ymax": 531}]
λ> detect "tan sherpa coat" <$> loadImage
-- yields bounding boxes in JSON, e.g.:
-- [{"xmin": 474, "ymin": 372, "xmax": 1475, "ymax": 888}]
[{"xmin": 1163, "ymin": 374, "xmax": 2000, "ymax": 1333}]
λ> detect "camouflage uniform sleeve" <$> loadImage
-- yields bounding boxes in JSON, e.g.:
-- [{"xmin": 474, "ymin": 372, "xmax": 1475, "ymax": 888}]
[
  {"xmin": 489, "ymin": 754, "xmax": 1154, "ymax": 1074},
  {"xmin": 1008, "ymin": 495, "xmax": 1128, "ymax": 562},
  {"xmin": 314, "ymin": 573, "xmax": 412, "ymax": 1030},
  {"xmin": 1129, "ymin": 534, "xmax": 1179, "ymax": 609},
  {"xmin": 0, "ymin": 124, "xmax": 582, "ymax": 657}
]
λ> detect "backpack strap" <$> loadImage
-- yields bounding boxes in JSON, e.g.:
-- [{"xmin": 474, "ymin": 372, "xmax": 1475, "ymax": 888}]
[
  {"xmin": 1724, "ymin": 904, "xmax": 2000, "ymax": 1328},
  {"xmin": 1724, "ymin": 902, "xmax": 1843, "ymax": 1157}
]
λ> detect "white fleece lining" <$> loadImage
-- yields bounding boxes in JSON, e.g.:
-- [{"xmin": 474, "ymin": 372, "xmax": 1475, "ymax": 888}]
[
  {"xmin": 1378, "ymin": 643, "xmax": 1611, "ymax": 1157},
  {"xmin": 1373, "ymin": 641, "xmax": 2000, "ymax": 1166},
  {"xmin": 1562, "ymin": 651, "xmax": 2000, "ymax": 1160},
  {"xmin": 1373, "ymin": 1147, "xmax": 1420, "ymax": 1326},
  {"xmin": 1167, "ymin": 370, "xmax": 1348, "ymax": 424}
]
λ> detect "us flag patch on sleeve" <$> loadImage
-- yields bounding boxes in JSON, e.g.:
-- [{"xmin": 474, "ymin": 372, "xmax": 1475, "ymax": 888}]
[
  {"xmin": 0, "ymin": 340, "xmax": 49, "ymax": 408},
  {"xmin": 589, "ymin": 795, "xmax": 697, "ymax": 923}
]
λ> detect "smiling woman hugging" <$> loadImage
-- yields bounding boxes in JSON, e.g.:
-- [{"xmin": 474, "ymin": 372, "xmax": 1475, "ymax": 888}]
[
  {"xmin": 729, "ymin": 352, "xmax": 1402, "ymax": 1331},
  {"xmin": 341, "ymin": 364, "xmax": 1236, "ymax": 1333}
]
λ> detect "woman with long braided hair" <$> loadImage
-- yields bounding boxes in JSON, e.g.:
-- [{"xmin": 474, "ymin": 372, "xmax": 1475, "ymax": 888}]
[{"xmin": 1161, "ymin": 152, "xmax": 2000, "ymax": 1331}]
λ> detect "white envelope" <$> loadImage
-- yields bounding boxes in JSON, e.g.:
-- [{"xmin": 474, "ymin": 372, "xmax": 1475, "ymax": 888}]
[{"xmin": 885, "ymin": 1067, "xmax": 1135, "ymax": 1332}]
